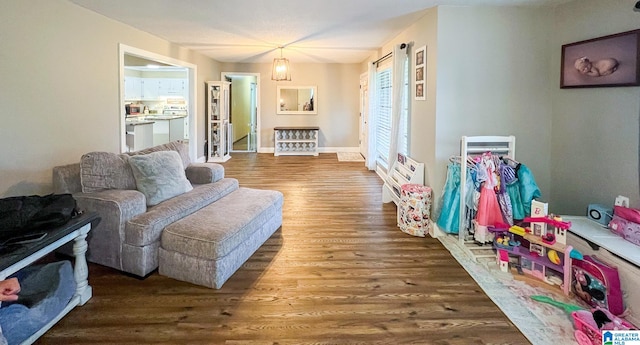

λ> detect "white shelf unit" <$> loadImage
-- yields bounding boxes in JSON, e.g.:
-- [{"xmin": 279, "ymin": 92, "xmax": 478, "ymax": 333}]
[
  {"xmin": 274, "ymin": 127, "xmax": 319, "ymax": 156},
  {"xmin": 382, "ymin": 153, "xmax": 425, "ymax": 205},
  {"xmin": 206, "ymin": 81, "xmax": 231, "ymax": 162},
  {"xmin": 457, "ymin": 135, "xmax": 516, "ymax": 262}
]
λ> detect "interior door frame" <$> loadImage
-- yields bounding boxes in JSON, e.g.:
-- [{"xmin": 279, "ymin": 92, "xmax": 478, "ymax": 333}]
[
  {"xmin": 249, "ymin": 82, "xmax": 257, "ymax": 151},
  {"xmin": 221, "ymin": 72, "xmax": 260, "ymax": 153},
  {"xmin": 118, "ymin": 44, "xmax": 198, "ymax": 160}
]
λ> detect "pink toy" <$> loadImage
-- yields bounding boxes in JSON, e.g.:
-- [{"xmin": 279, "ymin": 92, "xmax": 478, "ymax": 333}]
[
  {"xmin": 571, "ymin": 307, "xmax": 635, "ymax": 345},
  {"xmin": 496, "ymin": 249, "xmax": 509, "ymax": 272},
  {"xmin": 572, "ymin": 255, "xmax": 624, "ymax": 316}
]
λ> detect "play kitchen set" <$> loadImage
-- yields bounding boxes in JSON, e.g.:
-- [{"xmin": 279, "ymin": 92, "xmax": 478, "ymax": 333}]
[{"xmin": 486, "ymin": 198, "xmax": 640, "ymax": 344}]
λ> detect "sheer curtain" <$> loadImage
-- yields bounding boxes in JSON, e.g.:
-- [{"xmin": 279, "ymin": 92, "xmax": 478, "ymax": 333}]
[
  {"xmin": 386, "ymin": 44, "xmax": 409, "ymax": 181},
  {"xmin": 366, "ymin": 63, "xmax": 378, "ymax": 170}
]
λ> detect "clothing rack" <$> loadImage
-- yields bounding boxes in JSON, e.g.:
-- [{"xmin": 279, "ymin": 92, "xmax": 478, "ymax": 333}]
[{"xmin": 458, "ymin": 135, "xmax": 516, "ymax": 261}]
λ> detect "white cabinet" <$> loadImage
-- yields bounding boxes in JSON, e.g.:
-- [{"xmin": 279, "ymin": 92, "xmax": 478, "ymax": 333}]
[
  {"xmin": 125, "ymin": 77, "xmax": 187, "ymax": 101},
  {"xmin": 169, "ymin": 117, "xmax": 185, "ymax": 141},
  {"xmin": 164, "ymin": 78, "xmax": 186, "ymax": 97},
  {"xmin": 152, "ymin": 119, "xmax": 170, "ymax": 146},
  {"xmin": 148, "ymin": 117, "xmax": 186, "ymax": 146},
  {"xmin": 126, "ymin": 122, "xmax": 154, "ymax": 152},
  {"xmin": 273, "ymin": 127, "xmax": 319, "ymax": 156},
  {"xmin": 206, "ymin": 81, "xmax": 231, "ymax": 162},
  {"xmin": 124, "ymin": 77, "xmax": 142, "ymax": 101},
  {"xmin": 141, "ymin": 78, "xmax": 161, "ymax": 100}
]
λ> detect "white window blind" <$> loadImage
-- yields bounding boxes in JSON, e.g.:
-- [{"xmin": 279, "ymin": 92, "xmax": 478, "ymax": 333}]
[
  {"xmin": 374, "ymin": 60, "xmax": 409, "ymax": 169},
  {"xmin": 375, "ymin": 66, "xmax": 392, "ymax": 165}
]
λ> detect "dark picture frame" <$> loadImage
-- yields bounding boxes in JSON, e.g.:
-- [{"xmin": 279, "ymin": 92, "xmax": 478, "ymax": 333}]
[
  {"xmin": 415, "ymin": 66, "xmax": 424, "ymax": 82},
  {"xmin": 415, "ymin": 83, "xmax": 424, "ymax": 98},
  {"xmin": 414, "ymin": 45, "xmax": 426, "ymax": 101},
  {"xmin": 561, "ymin": 29, "xmax": 640, "ymax": 88},
  {"xmin": 415, "ymin": 50, "xmax": 424, "ymax": 66}
]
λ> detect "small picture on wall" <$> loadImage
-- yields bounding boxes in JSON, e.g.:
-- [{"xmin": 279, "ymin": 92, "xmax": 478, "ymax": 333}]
[
  {"xmin": 416, "ymin": 49, "xmax": 424, "ymax": 66},
  {"xmin": 416, "ymin": 83, "xmax": 424, "ymax": 99},
  {"xmin": 561, "ymin": 29, "xmax": 640, "ymax": 88},
  {"xmin": 414, "ymin": 45, "xmax": 426, "ymax": 101},
  {"xmin": 415, "ymin": 66, "xmax": 424, "ymax": 82}
]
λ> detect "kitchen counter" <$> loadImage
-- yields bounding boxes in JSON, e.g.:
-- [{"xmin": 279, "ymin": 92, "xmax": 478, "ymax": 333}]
[
  {"xmin": 143, "ymin": 115, "xmax": 187, "ymax": 120},
  {"xmin": 125, "ymin": 119, "xmax": 155, "ymax": 126}
]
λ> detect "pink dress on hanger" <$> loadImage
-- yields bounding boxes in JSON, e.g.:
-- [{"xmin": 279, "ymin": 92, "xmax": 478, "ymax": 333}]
[{"xmin": 475, "ymin": 153, "xmax": 504, "ymax": 227}]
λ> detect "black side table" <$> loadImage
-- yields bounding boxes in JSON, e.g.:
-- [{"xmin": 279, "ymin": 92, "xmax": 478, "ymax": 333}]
[{"xmin": 0, "ymin": 212, "xmax": 99, "ymax": 344}]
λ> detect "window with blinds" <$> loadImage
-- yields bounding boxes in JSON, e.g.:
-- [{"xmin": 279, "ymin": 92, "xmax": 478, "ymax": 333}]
[
  {"xmin": 375, "ymin": 66, "xmax": 392, "ymax": 165},
  {"xmin": 374, "ymin": 60, "xmax": 409, "ymax": 170}
]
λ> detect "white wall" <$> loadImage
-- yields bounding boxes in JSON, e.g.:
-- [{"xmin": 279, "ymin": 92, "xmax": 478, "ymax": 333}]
[
  {"xmin": 0, "ymin": 0, "xmax": 221, "ymax": 197},
  {"xmin": 368, "ymin": 6, "xmax": 553, "ymax": 209},
  {"xmin": 374, "ymin": 8, "xmax": 439, "ymax": 190},
  {"xmin": 220, "ymin": 62, "xmax": 361, "ymax": 150},
  {"xmin": 550, "ymin": 0, "xmax": 640, "ymax": 214},
  {"xmin": 434, "ymin": 6, "xmax": 553, "ymax": 208}
]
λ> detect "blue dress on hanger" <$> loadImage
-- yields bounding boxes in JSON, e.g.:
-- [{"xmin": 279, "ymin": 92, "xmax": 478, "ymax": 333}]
[{"xmin": 437, "ymin": 162, "xmax": 460, "ymax": 234}]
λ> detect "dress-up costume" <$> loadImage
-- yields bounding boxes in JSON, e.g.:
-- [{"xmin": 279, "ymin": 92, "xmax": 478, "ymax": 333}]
[
  {"xmin": 436, "ymin": 162, "xmax": 460, "ymax": 234},
  {"xmin": 515, "ymin": 164, "xmax": 540, "ymax": 216},
  {"xmin": 475, "ymin": 153, "xmax": 503, "ymax": 227},
  {"xmin": 496, "ymin": 163, "xmax": 513, "ymax": 225}
]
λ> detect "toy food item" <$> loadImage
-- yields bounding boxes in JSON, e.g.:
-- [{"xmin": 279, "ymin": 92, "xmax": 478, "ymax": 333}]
[{"xmin": 548, "ymin": 249, "xmax": 561, "ymax": 265}]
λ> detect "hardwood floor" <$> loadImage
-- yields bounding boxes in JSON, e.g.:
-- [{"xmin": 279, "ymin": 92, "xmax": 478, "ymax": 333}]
[{"xmin": 38, "ymin": 153, "xmax": 529, "ymax": 345}]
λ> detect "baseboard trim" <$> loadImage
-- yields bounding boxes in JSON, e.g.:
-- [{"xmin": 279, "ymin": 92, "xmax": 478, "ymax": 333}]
[{"xmin": 258, "ymin": 147, "xmax": 360, "ymax": 154}]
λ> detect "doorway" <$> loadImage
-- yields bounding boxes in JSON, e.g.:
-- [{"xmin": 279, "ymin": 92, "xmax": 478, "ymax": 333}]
[
  {"xmin": 119, "ymin": 44, "xmax": 197, "ymax": 160},
  {"xmin": 221, "ymin": 72, "xmax": 260, "ymax": 153}
]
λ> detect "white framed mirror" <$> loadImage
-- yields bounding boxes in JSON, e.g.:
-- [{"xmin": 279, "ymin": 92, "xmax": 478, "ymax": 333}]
[{"xmin": 276, "ymin": 86, "xmax": 317, "ymax": 115}]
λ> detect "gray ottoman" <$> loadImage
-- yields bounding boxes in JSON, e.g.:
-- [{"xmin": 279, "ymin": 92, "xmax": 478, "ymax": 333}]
[{"xmin": 158, "ymin": 187, "xmax": 283, "ymax": 288}]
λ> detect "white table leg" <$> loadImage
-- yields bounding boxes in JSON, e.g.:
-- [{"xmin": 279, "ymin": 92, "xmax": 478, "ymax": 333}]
[{"xmin": 73, "ymin": 229, "xmax": 92, "ymax": 305}]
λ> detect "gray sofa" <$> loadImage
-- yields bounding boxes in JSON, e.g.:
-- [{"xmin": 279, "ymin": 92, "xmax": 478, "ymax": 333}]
[{"xmin": 52, "ymin": 141, "xmax": 283, "ymax": 287}]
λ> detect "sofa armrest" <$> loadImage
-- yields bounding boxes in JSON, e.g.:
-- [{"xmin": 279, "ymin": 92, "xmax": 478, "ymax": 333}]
[
  {"xmin": 71, "ymin": 189, "xmax": 146, "ymax": 271},
  {"xmin": 185, "ymin": 163, "xmax": 225, "ymax": 184}
]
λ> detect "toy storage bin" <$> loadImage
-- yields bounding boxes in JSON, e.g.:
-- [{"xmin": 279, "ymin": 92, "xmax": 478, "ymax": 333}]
[
  {"xmin": 397, "ymin": 184, "xmax": 431, "ymax": 237},
  {"xmin": 609, "ymin": 215, "xmax": 640, "ymax": 246},
  {"xmin": 609, "ymin": 206, "xmax": 640, "ymax": 246}
]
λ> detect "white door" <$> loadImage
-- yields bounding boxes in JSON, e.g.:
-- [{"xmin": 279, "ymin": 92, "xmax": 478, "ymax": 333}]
[{"xmin": 359, "ymin": 73, "xmax": 369, "ymax": 158}]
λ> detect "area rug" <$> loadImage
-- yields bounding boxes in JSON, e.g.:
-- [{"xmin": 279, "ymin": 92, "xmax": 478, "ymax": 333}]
[
  {"xmin": 438, "ymin": 235, "xmax": 580, "ymax": 345},
  {"xmin": 337, "ymin": 152, "xmax": 364, "ymax": 162}
]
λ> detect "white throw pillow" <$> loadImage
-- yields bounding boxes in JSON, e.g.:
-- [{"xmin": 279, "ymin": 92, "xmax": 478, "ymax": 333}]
[{"xmin": 128, "ymin": 150, "xmax": 193, "ymax": 206}]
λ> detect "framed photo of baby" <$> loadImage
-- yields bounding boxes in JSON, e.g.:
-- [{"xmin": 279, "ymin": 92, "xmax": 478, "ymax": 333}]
[
  {"xmin": 414, "ymin": 45, "xmax": 426, "ymax": 100},
  {"xmin": 561, "ymin": 29, "xmax": 640, "ymax": 88}
]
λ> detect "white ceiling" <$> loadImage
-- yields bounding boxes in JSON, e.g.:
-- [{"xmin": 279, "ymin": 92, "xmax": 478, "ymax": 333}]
[{"xmin": 70, "ymin": 0, "xmax": 570, "ymax": 64}]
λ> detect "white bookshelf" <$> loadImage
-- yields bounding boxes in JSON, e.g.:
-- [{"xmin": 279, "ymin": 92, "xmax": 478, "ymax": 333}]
[{"xmin": 382, "ymin": 153, "xmax": 425, "ymax": 205}]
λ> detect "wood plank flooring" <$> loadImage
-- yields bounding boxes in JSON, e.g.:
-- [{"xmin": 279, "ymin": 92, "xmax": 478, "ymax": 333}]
[{"xmin": 37, "ymin": 153, "xmax": 530, "ymax": 345}]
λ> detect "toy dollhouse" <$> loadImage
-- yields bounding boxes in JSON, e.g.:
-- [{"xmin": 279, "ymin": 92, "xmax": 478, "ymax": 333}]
[{"xmin": 492, "ymin": 200, "xmax": 580, "ymax": 295}]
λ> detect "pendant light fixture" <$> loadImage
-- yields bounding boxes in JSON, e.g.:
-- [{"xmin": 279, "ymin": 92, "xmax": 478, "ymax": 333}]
[{"xmin": 271, "ymin": 47, "xmax": 291, "ymax": 81}]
